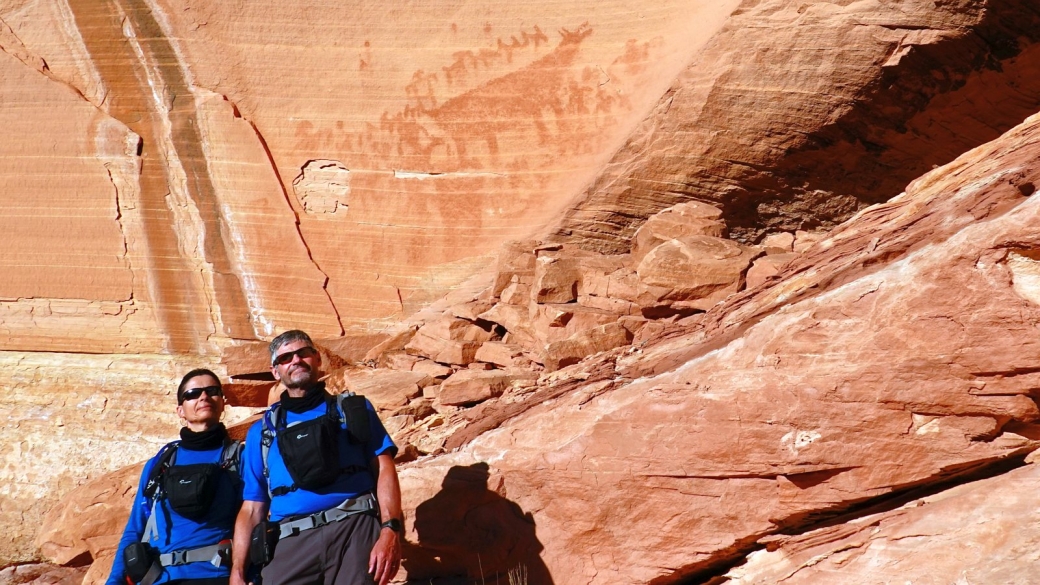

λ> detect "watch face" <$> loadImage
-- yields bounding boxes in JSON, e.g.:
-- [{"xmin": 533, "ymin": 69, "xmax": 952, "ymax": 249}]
[{"xmin": 382, "ymin": 518, "xmax": 403, "ymax": 533}]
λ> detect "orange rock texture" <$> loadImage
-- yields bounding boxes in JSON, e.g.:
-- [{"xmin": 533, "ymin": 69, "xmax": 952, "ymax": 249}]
[
  {"xmin": 7, "ymin": 0, "xmax": 1040, "ymax": 582},
  {"xmin": 725, "ymin": 458, "xmax": 1040, "ymax": 583}
]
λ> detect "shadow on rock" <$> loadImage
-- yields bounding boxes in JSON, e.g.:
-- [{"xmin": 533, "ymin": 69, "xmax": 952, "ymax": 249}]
[{"xmin": 403, "ymin": 462, "xmax": 553, "ymax": 584}]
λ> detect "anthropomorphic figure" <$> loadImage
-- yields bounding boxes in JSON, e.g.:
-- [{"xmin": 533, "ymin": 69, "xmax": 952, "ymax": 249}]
[
  {"xmin": 231, "ymin": 330, "xmax": 403, "ymax": 585},
  {"xmin": 107, "ymin": 369, "xmax": 242, "ymax": 585}
]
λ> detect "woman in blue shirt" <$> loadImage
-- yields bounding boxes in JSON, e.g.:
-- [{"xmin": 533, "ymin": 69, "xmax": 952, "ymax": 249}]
[{"xmin": 107, "ymin": 369, "xmax": 242, "ymax": 585}]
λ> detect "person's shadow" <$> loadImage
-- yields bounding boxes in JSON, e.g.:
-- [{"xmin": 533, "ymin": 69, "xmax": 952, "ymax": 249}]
[{"xmin": 403, "ymin": 462, "xmax": 553, "ymax": 584}]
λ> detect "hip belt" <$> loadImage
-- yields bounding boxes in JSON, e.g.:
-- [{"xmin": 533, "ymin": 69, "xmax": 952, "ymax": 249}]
[
  {"xmin": 130, "ymin": 540, "xmax": 230, "ymax": 585},
  {"xmin": 278, "ymin": 492, "xmax": 377, "ymax": 539},
  {"xmin": 158, "ymin": 540, "xmax": 231, "ymax": 567}
]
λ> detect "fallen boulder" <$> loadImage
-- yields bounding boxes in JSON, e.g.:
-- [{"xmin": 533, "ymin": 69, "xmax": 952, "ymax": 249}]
[
  {"xmin": 439, "ymin": 369, "xmax": 540, "ymax": 406},
  {"xmin": 542, "ymin": 322, "xmax": 634, "ymax": 372},
  {"xmin": 630, "ymin": 201, "xmax": 727, "ymax": 263},
  {"xmin": 404, "ymin": 316, "xmax": 496, "ymax": 366},
  {"xmin": 635, "ymin": 235, "xmax": 761, "ymax": 311}
]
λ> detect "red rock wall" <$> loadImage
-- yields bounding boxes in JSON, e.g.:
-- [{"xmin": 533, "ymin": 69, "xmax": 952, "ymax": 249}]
[
  {"xmin": 392, "ymin": 111, "xmax": 1040, "ymax": 583},
  {"xmin": 0, "ymin": 0, "xmax": 741, "ymax": 354},
  {"xmin": 6, "ymin": 0, "xmax": 1040, "ymax": 579},
  {"xmin": 556, "ymin": 0, "xmax": 1040, "ymax": 248}
]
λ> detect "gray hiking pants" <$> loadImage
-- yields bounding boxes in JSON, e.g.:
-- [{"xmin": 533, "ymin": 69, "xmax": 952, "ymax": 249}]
[{"xmin": 261, "ymin": 512, "xmax": 380, "ymax": 585}]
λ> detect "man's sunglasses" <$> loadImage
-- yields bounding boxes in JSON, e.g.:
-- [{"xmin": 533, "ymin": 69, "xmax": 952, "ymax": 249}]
[
  {"xmin": 272, "ymin": 346, "xmax": 319, "ymax": 366},
  {"xmin": 180, "ymin": 385, "xmax": 223, "ymax": 403}
]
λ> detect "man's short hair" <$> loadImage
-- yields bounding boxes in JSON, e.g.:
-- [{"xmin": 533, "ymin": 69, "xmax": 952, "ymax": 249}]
[{"xmin": 269, "ymin": 329, "xmax": 315, "ymax": 364}]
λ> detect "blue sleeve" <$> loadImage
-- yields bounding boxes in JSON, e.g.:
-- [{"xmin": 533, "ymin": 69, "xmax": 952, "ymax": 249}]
[
  {"xmin": 105, "ymin": 456, "xmax": 157, "ymax": 585},
  {"xmin": 241, "ymin": 420, "xmax": 270, "ymax": 503},
  {"xmin": 365, "ymin": 399, "xmax": 398, "ymax": 460}
]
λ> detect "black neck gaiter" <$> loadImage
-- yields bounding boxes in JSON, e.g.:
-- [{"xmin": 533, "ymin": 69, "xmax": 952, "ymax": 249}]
[
  {"xmin": 280, "ymin": 381, "xmax": 329, "ymax": 413},
  {"xmin": 179, "ymin": 423, "xmax": 228, "ymax": 451}
]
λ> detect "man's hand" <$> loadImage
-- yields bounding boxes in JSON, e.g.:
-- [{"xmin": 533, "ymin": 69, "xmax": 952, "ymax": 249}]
[
  {"xmin": 368, "ymin": 528, "xmax": 401, "ymax": 585},
  {"xmin": 231, "ymin": 500, "xmax": 268, "ymax": 585},
  {"xmin": 229, "ymin": 569, "xmax": 250, "ymax": 585},
  {"xmin": 369, "ymin": 453, "xmax": 403, "ymax": 585}
]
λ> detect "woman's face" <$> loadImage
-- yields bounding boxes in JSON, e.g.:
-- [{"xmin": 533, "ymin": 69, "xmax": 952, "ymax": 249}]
[{"xmin": 177, "ymin": 373, "xmax": 224, "ymax": 430}]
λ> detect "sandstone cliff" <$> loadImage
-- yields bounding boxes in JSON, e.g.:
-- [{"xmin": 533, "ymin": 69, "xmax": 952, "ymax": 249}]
[{"xmin": 5, "ymin": 0, "xmax": 1040, "ymax": 583}]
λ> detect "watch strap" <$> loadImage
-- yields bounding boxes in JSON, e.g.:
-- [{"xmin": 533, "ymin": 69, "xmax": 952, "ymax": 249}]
[{"xmin": 380, "ymin": 518, "xmax": 403, "ymax": 534}]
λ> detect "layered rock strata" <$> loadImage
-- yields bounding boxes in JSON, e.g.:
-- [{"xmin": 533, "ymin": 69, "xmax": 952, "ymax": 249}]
[
  {"xmin": 557, "ymin": 0, "xmax": 1040, "ymax": 247},
  {"xmin": 0, "ymin": 0, "xmax": 741, "ymax": 352},
  {"xmin": 38, "ymin": 110, "xmax": 1040, "ymax": 583},
  {"xmin": 10, "ymin": 0, "xmax": 1040, "ymax": 581},
  {"xmin": 725, "ymin": 458, "xmax": 1040, "ymax": 584}
]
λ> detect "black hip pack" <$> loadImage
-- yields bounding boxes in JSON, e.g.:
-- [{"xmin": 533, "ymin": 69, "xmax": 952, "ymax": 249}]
[
  {"xmin": 163, "ymin": 463, "xmax": 220, "ymax": 520},
  {"xmin": 249, "ymin": 520, "xmax": 280, "ymax": 567},
  {"xmin": 277, "ymin": 410, "xmax": 341, "ymax": 491},
  {"xmin": 123, "ymin": 542, "xmax": 158, "ymax": 583}
]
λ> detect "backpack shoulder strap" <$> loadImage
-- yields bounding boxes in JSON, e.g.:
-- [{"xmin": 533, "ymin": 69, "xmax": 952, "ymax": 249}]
[
  {"xmin": 143, "ymin": 441, "xmax": 178, "ymax": 501},
  {"xmin": 335, "ymin": 392, "xmax": 371, "ymax": 445},
  {"xmin": 220, "ymin": 437, "xmax": 243, "ymax": 483},
  {"xmin": 141, "ymin": 441, "xmax": 178, "ymax": 543},
  {"xmin": 260, "ymin": 406, "xmax": 279, "ymax": 498}
]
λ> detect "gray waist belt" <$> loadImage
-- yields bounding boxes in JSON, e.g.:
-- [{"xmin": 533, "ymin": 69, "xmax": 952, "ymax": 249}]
[
  {"xmin": 279, "ymin": 492, "xmax": 377, "ymax": 540},
  {"xmin": 158, "ymin": 540, "xmax": 231, "ymax": 567}
]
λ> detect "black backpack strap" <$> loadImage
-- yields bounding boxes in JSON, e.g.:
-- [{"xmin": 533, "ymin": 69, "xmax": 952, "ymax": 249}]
[
  {"xmin": 142, "ymin": 442, "xmax": 179, "ymax": 543},
  {"xmin": 143, "ymin": 442, "xmax": 178, "ymax": 501}
]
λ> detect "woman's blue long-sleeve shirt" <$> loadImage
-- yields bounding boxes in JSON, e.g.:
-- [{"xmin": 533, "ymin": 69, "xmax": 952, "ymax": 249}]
[{"xmin": 105, "ymin": 442, "xmax": 241, "ymax": 585}]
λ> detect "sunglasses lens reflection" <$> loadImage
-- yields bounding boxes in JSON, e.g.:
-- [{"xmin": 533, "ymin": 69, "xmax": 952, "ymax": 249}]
[
  {"xmin": 183, "ymin": 385, "xmax": 222, "ymax": 401},
  {"xmin": 274, "ymin": 346, "xmax": 318, "ymax": 366}
]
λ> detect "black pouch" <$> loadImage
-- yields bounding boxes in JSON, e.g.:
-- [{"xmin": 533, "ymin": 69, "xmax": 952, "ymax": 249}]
[
  {"xmin": 277, "ymin": 414, "xmax": 341, "ymax": 490},
  {"xmin": 163, "ymin": 463, "xmax": 219, "ymax": 519},
  {"xmin": 249, "ymin": 520, "xmax": 280, "ymax": 567},
  {"xmin": 123, "ymin": 542, "xmax": 157, "ymax": 583},
  {"xmin": 339, "ymin": 394, "xmax": 371, "ymax": 445}
]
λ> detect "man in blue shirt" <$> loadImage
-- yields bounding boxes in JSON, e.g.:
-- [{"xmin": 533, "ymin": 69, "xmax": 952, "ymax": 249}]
[{"xmin": 230, "ymin": 330, "xmax": 403, "ymax": 585}]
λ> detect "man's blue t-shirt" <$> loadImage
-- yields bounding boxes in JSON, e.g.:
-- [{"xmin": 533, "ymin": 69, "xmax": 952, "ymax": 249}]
[
  {"xmin": 106, "ymin": 443, "xmax": 241, "ymax": 585},
  {"xmin": 242, "ymin": 395, "xmax": 396, "ymax": 521}
]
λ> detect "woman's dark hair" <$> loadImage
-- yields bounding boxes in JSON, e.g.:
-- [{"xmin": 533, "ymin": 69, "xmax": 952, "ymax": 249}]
[{"xmin": 177, "ymin": 368, "xmax": 222, "ymax": 404}]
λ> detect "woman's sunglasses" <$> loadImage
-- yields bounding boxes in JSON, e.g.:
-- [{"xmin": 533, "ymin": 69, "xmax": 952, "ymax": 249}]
[
  {"xmin": 180, "ymin": 385, "xmax": 223, "ymax": 403},
  {"xmin": 272, "ymin": 346, "xmax": 319, "ymax": 366}
]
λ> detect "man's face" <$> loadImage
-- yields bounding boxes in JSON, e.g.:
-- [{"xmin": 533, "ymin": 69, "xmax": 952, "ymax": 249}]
[{"xmin": 270, "ymin": 340, "xmax": 323, "ymax": 389}]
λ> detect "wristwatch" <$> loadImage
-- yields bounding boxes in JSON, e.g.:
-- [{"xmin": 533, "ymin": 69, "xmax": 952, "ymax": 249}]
[{"xmin": 380, "ymin": 518, "xmax": 404, "ymax": 534}]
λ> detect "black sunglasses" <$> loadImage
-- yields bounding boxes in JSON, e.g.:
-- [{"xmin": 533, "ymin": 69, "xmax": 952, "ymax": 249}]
[
  {"xmin": 272, "ymin": 346, "xmax": 319, "ymax": 366},
  {"xmin": 180, "ymin": 385, "xmax": 223, "ymax": 403}
]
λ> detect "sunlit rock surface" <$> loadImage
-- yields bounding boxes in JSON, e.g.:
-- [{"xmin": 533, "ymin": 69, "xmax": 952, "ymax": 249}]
[{"xmin": 725, "ymin": 460, "xmax": 1040, "ymax": 584}]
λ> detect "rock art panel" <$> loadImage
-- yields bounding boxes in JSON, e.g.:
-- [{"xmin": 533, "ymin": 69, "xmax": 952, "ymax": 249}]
[{"xmin": 139, "ymin": 0, "xmax": 742, "ymax": 328}]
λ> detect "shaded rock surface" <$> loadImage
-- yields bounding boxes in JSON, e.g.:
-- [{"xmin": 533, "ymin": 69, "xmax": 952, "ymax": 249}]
[{"xmin": 556, "ymin": 0, "xmax": 1040, "ymax": 248}]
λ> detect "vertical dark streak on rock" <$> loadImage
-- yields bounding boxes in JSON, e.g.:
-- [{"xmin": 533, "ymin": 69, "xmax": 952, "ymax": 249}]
[
  {"xmin": 119, "ymin": 0, "xmax": 254, "ymax": 340},
  {"xmin": 66, "ymin": 0, "xmax": 255, "ymax": 348},
  {"xmin": 65, "ymin": 0, "xmax": 202, "ymax": 352}
]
